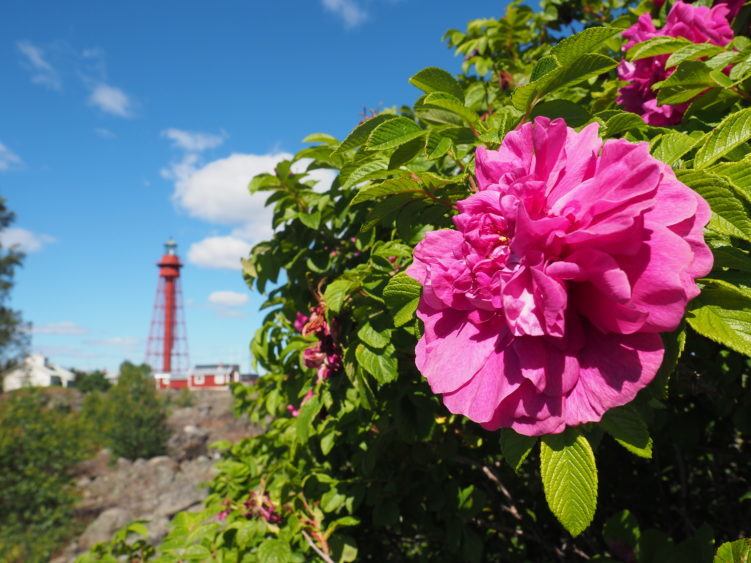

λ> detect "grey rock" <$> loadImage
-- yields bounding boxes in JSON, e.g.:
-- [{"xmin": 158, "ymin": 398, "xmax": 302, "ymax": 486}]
[{"xmin": 78, "ymin": 507, "xmax": 132, "ymax": 549}]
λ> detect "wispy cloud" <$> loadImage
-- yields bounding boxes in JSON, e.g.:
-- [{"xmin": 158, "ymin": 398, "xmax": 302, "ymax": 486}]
[
  {"xmin": 208, "ymin": 291, "xmax": 249, "ymax": 307},
  {"xmin": 86, "ymin": 336, "xmax": 139, "ymax": 348},
  {"xmin": 162, "ymin": 128, "xmax": 226, "ymax": 153},
  {"xmin": 322, "ymin": 0, "xmax": 368, "ymax": 27},
  {"xmin": 88, "ymin": 84, "xmax": 134, "ymax": 117},
  {"xmin": 0, "ymin": 227, "xmax": 55, "ymax": 253},
  {"xmin": 16, "ymin": 40, "xmax": 62, "ymax": 90},
  {"xmin": 0, "ymin": 143, "xmax": 22, "ymax": 171},
  {"xmin": 94, "ymin": 127, "xmax": 117, "ymax": 139},
  {"xmin": 31, "ymin": 321, "xmax": 87, "ymax": 335}
]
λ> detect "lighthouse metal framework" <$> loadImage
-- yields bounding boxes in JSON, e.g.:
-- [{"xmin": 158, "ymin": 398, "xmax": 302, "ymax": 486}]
[{"xmin": 145, "ymin": 239, "xmax": 189, "ymax": 377}]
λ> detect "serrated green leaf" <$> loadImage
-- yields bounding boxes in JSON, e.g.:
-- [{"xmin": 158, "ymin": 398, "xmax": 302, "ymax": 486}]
[
  {"xmin": 409, "ymin": 66, "xmax": 464, "ymax": 99},
  {"xmin": 296, "ymin": 395, "xmax": 322, "ymax": 443},
  {"xmin": 666, "ymin": 43, "xmax": 724, "ymax": 68},
  {"xmin": 366, "ymin": 117, "xmax": 426, "ymax": 151},
  {"xmin": 303, "ymin": 132, "xmax": 339, "ymax": 145},
  {"xmin": 500, "ymin": 429, "xmax": 537, "ymax": 472},
  {"xmin": 355, "ymin": 343, "xmax": 398, "ymax": 384},
  {"xmin": 654, "ymin": 61, "xmax": 716, "ymax": 104},
  {"xmin": 513, "ymin": 54, "xmax": 617, "ymax": 110},
  {"xmin": 383, "ymin": 272, "xmax": 421, "ymax": 327},
  {"xmin": 711, "ymin": 158, "xmax": 751, "ymax": 203},
  {"xmin": 257, "ymin": 539, "xmax": 293, "ymax": 563},
  {"xmin": 340, "ymin": 157, "xmax": 389, "ymax": 190},
  {"xmin": 530, "ymin": 55, "xmax": 560, "ymax": 81},
  {"xmin": 695, "ymin": 108, "xmax": 751, "ymax": 168},
  {"xmin": 605, "ymin": 111, "xmax": 647, "ymax": 135},
  {"xmin": 627, "ymin": 36, "xmax": 693, "ymax": 61},
  {"xmin": 601, "ymin": 405, "xmax": 653, "ymax": 459},
  {"xmin": 651, "ymin": 131, "xmax": 703, "ymax": 166},
  {"xmin": 677, "ymin": 170, "xmax": 751, "ymax": 242},
  {"xmin": 351, "ymin": 176, "xmax": 424, "ymax": 205},
  {"xmin": 530, "ymin": 99, "xmax": 590, "ymax": 126},
  {"xmin": 357, "ymin": 323, "xmax": 390, "ymax": 349},
  {"xmin": 324, "ymin": 279, "xmax": 358, "ymax": 313},
  {"xmin": 422, "ymin": 92, "xmax": 481, "ymax": 126},
  {"xmin": 332, "ymin": 114, "xmax": 398, "ymax": 161},
  {"xmin": 687, "ymin": 281, "xmax": 751, "ymax": 357},
  {"xmin": 540, "ymin": 431, "xmax": 598, "ymax": 537},
  {"xmin": 714, "ymin": 538, "xmax": 751, "ymax": 563},
  {"xmin": 552, "ymin": 26, "xmax": 621, "ymax": 64}
]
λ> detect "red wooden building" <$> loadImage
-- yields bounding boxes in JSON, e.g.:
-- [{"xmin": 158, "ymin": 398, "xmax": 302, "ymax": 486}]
[{"xmin": 155, "ymin": 364, "xmax": 240, "ymax": 390}]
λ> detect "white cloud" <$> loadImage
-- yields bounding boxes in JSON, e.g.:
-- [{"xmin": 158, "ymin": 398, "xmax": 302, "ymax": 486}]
[
  {"xmin": 187, "ymin": 236, "xmax": 252, "ymax": 270},
  {"xmin": 0, "ymin": 227, "xmax": 55, "ymax": 253},
  {"xmin": 94, "ymin": 127, "xmax": 117, "ymax": 139},
  {"xmin": 208, "ymin": 291, "xmax": 249, "ymax": 307},
  {"xmin": 162, "ymin": 128, "xmax": 226, "ymax": 153},
  {"xmin": 16, "ymin": 40, "xmax": 62, "ymax": 90},
  {"xmin": 32, "ymin": 321, "xmax": 87, "ymax": 335},
  {"xmin": 0, "ymin": 143, "xmax": 22, "ymax": 171},
  {"xmin": 87, "ymin": 336, "xmax": 139, "ymax": 347},
  {"xmin": 88, "ymin": 84, "xmax": 133, "ymax": 117},
  {"xmin": 322, "ymin": 0, "xmax": 368, "ymax": 27}
]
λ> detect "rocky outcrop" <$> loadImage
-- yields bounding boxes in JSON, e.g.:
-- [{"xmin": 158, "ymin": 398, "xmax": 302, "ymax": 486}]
[{"xmin": 53, "ymin": 389, "xmax": 256, "ymax": 562}]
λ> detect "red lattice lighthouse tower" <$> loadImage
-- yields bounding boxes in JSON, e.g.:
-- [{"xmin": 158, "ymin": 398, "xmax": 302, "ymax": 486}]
[{"xmin": 145, "ymin": 239, "xmax": 189, "ymax": 377}]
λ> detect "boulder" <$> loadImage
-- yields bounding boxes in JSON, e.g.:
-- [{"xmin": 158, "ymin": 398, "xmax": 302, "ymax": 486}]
[{"xmin": 78, "ymin": 507, "xmax": 132, "ymax": 549}]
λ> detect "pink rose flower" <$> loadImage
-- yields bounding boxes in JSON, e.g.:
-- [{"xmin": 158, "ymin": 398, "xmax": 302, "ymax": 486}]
[
  {"xmin": 407, "ymin": 117, "xmax": 712, "ymax": 436},
  {"xmin": 303, "ymin": 343, "xmax": 326, "ymax": 368},
  {"xmin": 715, "ymin": 0, "xmax": 744, "ymax": 19},
  {"xmin": 617, "ymin": 1, "xmax": 733, "ymax": 125}
]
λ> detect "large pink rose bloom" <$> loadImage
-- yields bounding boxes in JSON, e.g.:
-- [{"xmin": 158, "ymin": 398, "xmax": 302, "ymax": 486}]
[
  {"xmin": 617, "ymin": 1, "xmax": 733, "ymax": 126},
  {"xmin": 407, "ymin": 117, "xmax": 712, "ymax": 436}
]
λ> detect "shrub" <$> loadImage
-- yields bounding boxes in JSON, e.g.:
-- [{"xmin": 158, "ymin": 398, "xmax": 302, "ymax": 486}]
[
  {"xmin": 0, "ymin": 389, "xmax": 89, "ymax": 561},
  {"xmin": 101, "ymin": 362, "xmax": 169, "ymax": 460},
  {"xmin": 72, "ymin": 369, "xmax": 112, "ymax": 394},
  {"xmin": 82, "ymin": 0, "xmax": 751, "ymax": 560}
]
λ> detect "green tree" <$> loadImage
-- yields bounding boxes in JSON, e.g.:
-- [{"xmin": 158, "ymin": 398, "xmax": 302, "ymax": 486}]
[
  {"xmin": 0, "ymin": 197, "xmax": 28, "ymax": 373},
  {"xmin": 0, "ymin": 389, "xmax": 89, "ymax": 561},
  {"xmin": 73, "ymin": 369, "xmax": 112, "ymax": 394},
  {"xmin": 103, "ymin": 362, "xmax": 169, "ymax": 460}
]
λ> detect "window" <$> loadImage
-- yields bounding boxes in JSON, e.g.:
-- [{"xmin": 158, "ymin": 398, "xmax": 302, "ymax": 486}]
[{"xmin": 193, "ymin": 375, "xmax": 205, "ymax": 385}]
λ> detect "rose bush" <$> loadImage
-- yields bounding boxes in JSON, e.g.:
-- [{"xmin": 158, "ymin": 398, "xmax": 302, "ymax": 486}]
[{"xmin": 81, "ymin": 0, "xmax": 751, "ymax": 560}]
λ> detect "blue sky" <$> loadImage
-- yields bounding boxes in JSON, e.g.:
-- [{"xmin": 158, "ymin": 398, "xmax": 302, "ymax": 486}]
[{"xmin": 0, "ymin": 0, "xmax": 503, "ymax": 373}]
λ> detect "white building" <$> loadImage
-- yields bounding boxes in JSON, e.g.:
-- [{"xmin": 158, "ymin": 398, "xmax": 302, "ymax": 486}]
[{"xmin": 2, "ymin": 354, "xmax": 76, "ymax": 392}]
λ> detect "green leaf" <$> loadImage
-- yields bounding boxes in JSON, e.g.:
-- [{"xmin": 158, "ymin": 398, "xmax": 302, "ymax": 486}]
[
  {"xmin": 711, "ymin": 158, "xmax": 751, "ymax": 204},
  {"xmin": 677, "ymin": 170, "xmax": 751, "ymax": 242},
  {"xmin": 332, "ymin": 114, "xmax": 398, "ymax": 160},
  {"xmin": 296, "ymin": 395, "xmax": 322, "ymax": 443},
  {"xmin": 551, "ymin": 26, "xmax": 621, "ymax": 64},
  {"xmin": 299, "ymin": 209, "xmax": 321, "ymax": 230},
  {"xmin": 357, "ymin": 322, "xmax": 390, "ymax": 349},
  {"xmin": 409, "ymin": 66, "xmax": 464, "ymax": 99},
  {"xmin": 666, "ymin": 43, "xmax": 724, "ymax": 68},
  {"xmin": 530, "ymin": 99, "xmax": 590, "ymax": 127},
  {"xmin": 422, "ymin": 92, "xmax": 481, "ymax": 126},
  {"xmin": 350, "ymin": 176, "xmax": 424, "ymax": 205},
  {"xmin": 605, "ymin": 111, "xmax": 647, "ymax": 136},
  {"xmin": 714, "ymin": 538, "xmax": 751, "ymax": 563},
  {"xmin": 694, "ymin": 108, "xmax": 751, "ymax": 168},
  {"xmin": 366, "ymin": 117, "xmax": 425, "ymax": 151},
  {"xmin": 257, "ymin": 539, "xmax": 293, "ymax": 563},
  {"xmin": 540, "ymin": 430, "xmax": 598, "ymax": 537},
  {"xmin": 603, "ymin": 510, "xmax": 640, "ymax": 560},
  {"xmin": 512, "ymin": 54, "xmax": 618, "ymax": 110},
  {"xmin": 627, "ymin": 36, "xmax": 692, "ymax": 61},
  {"xmin": 303, "ymin": 132, "xmax": 339, "ymax": 145},
  {"xmin": 324, "ymin": 279, "xmax": 358, "ymax": 313},
  {"xmin": 654, "ymin": 61, "xmax": 716, "ymax": 104},
  {"xmin": 355, "ymin": 343, "xmax": 398, "ymax": 384},
  {"xmin": 383, "ymin": 272, "xmax": 421, "ymax": 327},
  {"xmin": 651, "ymin": 131, "xmax": 703, "ymax": 166},
  {"xmin": 601, "ymin": 405, "xmax": 653, "ymax": 459},
  {"xmin": 500, "ymin": 429, "xmax": 537, "ymax": 472},
  {"xmin": 687, "ymin": 281, "xmax": 751, "ymax": 357}
]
